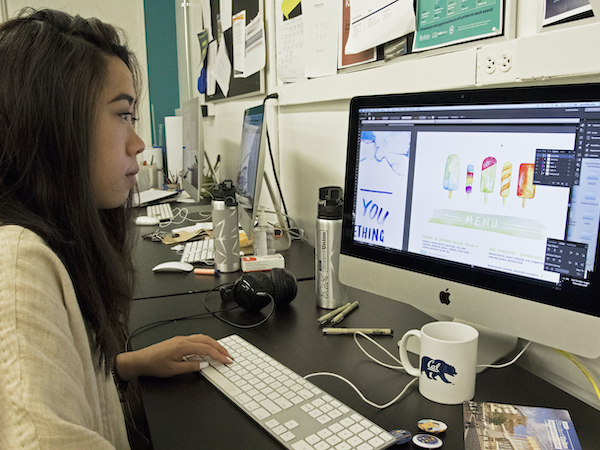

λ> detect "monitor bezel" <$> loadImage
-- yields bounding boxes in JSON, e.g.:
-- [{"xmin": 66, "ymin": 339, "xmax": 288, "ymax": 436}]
[{"xmin": 341, "ymin": 83, "xmax": 600, "ymax": 320}]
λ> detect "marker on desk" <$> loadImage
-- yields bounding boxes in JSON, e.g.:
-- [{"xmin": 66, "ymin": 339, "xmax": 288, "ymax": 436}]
[
  {"xmin": 317, "ymin": 302, "xmax": 351, "ymax": 324},
  {"xmin": 322, "ymin": 328, "xmax": 393, "ymax": 336},
  {"xmin": 194, "ymin": 268, "xmax": 220, "ymax": 276},
  {"xmin": 329, "ymin": 301, "xmax": 359, "ymax": 325}
]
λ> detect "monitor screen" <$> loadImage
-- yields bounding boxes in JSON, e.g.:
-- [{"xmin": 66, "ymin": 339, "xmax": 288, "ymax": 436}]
[
  {"xmin": 340, "ymin": 83, "xmax": 600, "ymax": 359},
  {"xmin": 235, "ymin": 104, "xmax": 266, "ymax": 239},
  {"xmin": 181, "ymin": 97, "xmax": 205, "ymax": 203}
]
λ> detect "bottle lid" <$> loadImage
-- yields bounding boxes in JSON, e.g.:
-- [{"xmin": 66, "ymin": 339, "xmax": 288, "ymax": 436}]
[
  {"xmin": 258, "ymin": 208, "xmax": 269, "ymax": 227},
  {"xmin": 213, "ymin": 180, "xmax": 237, "ymax": 206},
  {"xmin": 318, "ymin": 186, "xmax": 343, "ymax": 219}
]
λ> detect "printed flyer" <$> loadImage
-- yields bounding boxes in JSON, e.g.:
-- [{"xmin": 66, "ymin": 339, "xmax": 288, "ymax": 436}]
[{"xmin": 414, "ymin": 0, "xmax": 503, "ymax": 52}]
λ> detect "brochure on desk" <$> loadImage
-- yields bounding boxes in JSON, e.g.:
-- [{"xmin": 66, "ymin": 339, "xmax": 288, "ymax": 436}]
[{"xmin": 463, "ymin": 401, "xmax": 582, "ymax": 450}]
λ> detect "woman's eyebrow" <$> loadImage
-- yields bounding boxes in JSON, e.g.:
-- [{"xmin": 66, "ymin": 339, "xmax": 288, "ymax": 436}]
[{"xmin": 109, "ymin": 93, "xmax": 135, "ymax": 105}]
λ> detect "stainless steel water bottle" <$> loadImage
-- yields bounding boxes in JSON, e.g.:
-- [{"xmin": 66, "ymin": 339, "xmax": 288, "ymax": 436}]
[
  {"xmin": 212, "ymin": 180, "xmax": 240, "ymax": 273},
  {"xmin": 316, "ymin": 186, "xmax": 348, "ymax": 309}
]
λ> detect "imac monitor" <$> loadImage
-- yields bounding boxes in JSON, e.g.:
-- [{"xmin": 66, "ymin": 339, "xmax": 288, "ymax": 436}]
[
  {"xmin": 340, "ymin": 83, "xmax": 600, "ymax": 360},
  {"xmin": 181, "ymin": 97, "xmax": 205, "ymax": 203},
  {"xmin": 235, "ymin": 104, "xmax": 267, "ymax": 239}
]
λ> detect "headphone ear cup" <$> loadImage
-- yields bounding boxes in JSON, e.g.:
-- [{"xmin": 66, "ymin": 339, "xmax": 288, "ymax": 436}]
[
  {"xmin": 233, "ymin": 273, "xmax": 272, "ymax": 312},
  {"xmin": 223, "ymin": 269, "xmax": 298, "ymax": 312},
  {"xmin": 270, "ymin": 268, "xmax": 297, "ymax": 307}
]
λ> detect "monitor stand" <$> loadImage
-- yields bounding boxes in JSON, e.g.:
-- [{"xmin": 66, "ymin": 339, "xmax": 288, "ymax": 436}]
[{"xmin": 264, "ymin": 172, "xmax": 292, "ymax": 252}]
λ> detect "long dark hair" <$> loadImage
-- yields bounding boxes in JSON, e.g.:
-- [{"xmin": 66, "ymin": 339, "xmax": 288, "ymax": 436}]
[{"xmin": 0, "ymin": 9, "xmax": 141, "ymax": 374}]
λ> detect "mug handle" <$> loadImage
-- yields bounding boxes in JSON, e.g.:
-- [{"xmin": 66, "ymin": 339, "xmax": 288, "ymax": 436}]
[{"xmin": 398, "ymin": 329, "xmax": 421, "ymax": 377}]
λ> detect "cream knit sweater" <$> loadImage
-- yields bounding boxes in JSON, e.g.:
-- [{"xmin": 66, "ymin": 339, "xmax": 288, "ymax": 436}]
[{"xmin": 0, "ymin": 225, "xmax": 130, "ymax": 449}]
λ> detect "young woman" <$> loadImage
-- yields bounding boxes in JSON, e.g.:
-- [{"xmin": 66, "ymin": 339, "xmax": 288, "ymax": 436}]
[{"xmin": 0, "ymin": 9, "xmax": 231, "ymax": 449}]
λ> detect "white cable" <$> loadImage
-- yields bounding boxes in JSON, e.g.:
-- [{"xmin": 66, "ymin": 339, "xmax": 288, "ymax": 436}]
[
  {"xmin": 477, "ymin": 341, "xmax": 532, "ymax": 369},
  {"xmin": 353, "ymin": 331, "xmax": 404, "ymax": 371},
  {"xmin": 304, "ymin": 372, "xmax": 418, "ymax": 409},
  {"xmin": 302, "ymin": 331, "xmax": 415, "ymax": 409},
  {"xmin": 261, "ymin": 209, "xmax": 309, "ymax": 243}
]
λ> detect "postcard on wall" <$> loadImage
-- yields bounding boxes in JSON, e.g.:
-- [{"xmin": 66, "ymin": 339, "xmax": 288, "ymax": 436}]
[
  {"xmin": 463, "ymin": 401, "xmax": 582, "ymax": 450},
  {"xmin": 339, "ymin": 0, "xmax": 376, "ymax": 69},
  {"xmin": 413, "ymin": 0, "xmax": 503, "ymax": 52},
  {"xmin": 543, "ymin": 0, "xmax": 592, "ymax": 26}
]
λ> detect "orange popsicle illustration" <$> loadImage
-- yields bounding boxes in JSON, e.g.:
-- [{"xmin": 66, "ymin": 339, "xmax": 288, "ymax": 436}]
[
  {"xmin": 500, "ymin": 162, "xmax": 512, "ymax": 206},
  {"xmin": 517, "ymin": 163, "xmax": 535, "ymax": 208},
  {"xmin": 480, "ymin": 157, "xmax": 497, "ymax": 203}
]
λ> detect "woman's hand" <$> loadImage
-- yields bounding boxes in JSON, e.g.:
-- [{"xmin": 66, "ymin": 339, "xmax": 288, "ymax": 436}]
[{"xmin": 115, "ymin": 334, "xmax": 233, "ymax": 381}]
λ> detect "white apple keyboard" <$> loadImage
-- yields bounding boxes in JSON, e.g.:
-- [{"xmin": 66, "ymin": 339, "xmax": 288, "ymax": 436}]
[{"xmin": 193, "ymin": 334, "xmax": 396, "ymax": 450}]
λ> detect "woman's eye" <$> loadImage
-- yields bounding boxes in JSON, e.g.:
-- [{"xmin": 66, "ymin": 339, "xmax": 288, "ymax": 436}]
[{"xmin": 120, "ymin": 112, "xmax": 138, "ymax": 124}]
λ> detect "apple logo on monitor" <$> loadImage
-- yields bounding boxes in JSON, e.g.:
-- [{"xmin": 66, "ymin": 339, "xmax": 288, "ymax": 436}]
[{"xmin": 439, "ymin": 289, "xmax": 451, "ymax": 305}]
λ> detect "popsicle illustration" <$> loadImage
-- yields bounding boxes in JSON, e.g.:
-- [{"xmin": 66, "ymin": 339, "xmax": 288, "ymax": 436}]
[
  {"xmin": 517, "ymin": 163, "xmax": 536, "ymax": 208},
  {"xmin": 443, "ymin": 154, "xmax": 460, "ymax": 199},
  {"xmin": 465, "ymin": 164, "xmax": 474, "ymax": 199},
  {"xmin": 480, "ymin": 157, "xmax": 497, "ymax": 203},
  {"xmin": 500, "ymin": 162, "xmax": 512, "ymax": 206}
]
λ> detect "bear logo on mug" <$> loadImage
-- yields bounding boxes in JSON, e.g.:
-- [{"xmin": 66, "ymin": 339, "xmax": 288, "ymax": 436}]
[{"xmin": 420, "ymin": 356, "xmax": 457, "ymax": 384}]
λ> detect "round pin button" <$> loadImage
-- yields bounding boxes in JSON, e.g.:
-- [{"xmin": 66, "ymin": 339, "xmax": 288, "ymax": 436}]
[
  {"xmin": 389, "ymin": 429, "xmax": 412, "ymax": 445},
  {"xmin": 413, "ymin": 433, "xmax": 443, "ymax": 448},
  {"xmin": 418, "ymin": 419, "xmax": 448, "ymax": 434}
]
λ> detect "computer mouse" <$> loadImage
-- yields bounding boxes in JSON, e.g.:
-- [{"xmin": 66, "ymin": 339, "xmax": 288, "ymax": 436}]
[
  {"xmin": 135, "ymin": 216, "xmax": 160, "ymax": 226},
  {"xmin": 152, "ymin": 261, "xmax": 195, "ymax": 273}
]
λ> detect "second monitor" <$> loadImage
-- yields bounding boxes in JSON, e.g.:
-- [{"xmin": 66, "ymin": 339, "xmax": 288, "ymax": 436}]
[
  {"xmin": 235, "ymin": 104, "xmax": 267, "ymax": 240},
  {"xmin": 181, "ymin": 97, "xmax": 205, "ymax": 203}
]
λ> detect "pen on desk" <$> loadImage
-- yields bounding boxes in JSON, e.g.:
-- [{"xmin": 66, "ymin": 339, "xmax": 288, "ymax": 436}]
[
  {"xmin": 317, "ymin": 302, "xmax": 351, "ymax": 324},
  {"xmin": 194, "ymin": 268, "xmax": 220, "ymax": 276},
  {"xmin": 329, "ymin": 301, "xmax": 359, "ymax": 325},
  {"xmin": 322, "ymin": 328, "xmax": 393, "ymax": 336}
]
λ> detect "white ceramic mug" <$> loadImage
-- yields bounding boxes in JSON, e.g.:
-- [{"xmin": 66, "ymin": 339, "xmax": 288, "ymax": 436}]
[{"xmin": 398, "ymin": 321, "xmax": 478, "ymax": 405}]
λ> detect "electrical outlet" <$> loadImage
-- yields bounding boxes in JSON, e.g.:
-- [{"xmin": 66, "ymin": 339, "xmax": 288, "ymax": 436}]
[
  {"xmin": 476, "ymin": 42, "xmax": 519, "ymax": 85},
  {"xmin": 499, "ymin": 52, "xmax": 512, "ymax": 72},
  {"xmin": 484, "ymin": 54, "xmax": 497, "ymax": 74}
]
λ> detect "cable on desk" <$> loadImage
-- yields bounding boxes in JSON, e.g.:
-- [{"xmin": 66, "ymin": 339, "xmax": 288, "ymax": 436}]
[
  {"xmin": 158, "ymin": 207, "xmax": 212, "ymax": 228},
  {"xmin": 304, "ymin": 373, "xmax": 418, "ymax": 410},
  {"xmin": 303, "ymin": 331, "xmax": 417, "ymax": 410},
  {"xmin": 554, "ymin": 348, "xmax": 600, "ymax": 403},
  {"xmin": 477, "ymin": 341, "xmax": 532, "ymax": 370},
  {"xmin": 125, "ymin": 299, "xmax": 239, "ymax": 350},
  {"xmin": 203, "ymin": 284, "xmax": 276, "ymax": 329}
]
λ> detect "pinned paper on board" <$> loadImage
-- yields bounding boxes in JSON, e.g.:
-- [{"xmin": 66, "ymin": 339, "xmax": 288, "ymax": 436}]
[
  {"xmin": 233, "ymin": 11, "xmax": 246, "ymax": 77},
  {"xmin": 244, "ymin": 13, "xmax": 266, "ymax": 78},
  {"xmin": 345, "ymin": 0, "xmax": 415, "ymax": 55},
  {"xmin": 214, "ymin": 37, "xmax": 232, "ymax": 96}
]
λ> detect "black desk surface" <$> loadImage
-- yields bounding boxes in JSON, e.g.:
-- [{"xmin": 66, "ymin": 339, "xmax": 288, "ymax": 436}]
[
  {"xmin": 133, "ymin": 222, "xmax": 316, "ymax": 300},
  {"xmin": 129, "ymin": 281, "xmax": 600, "ymax": 450}
]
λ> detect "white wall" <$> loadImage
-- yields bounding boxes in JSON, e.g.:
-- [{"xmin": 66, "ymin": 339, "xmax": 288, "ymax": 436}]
[{"xmin": 4, "ymin": 0, "xmax": 151, "ymax": 146}]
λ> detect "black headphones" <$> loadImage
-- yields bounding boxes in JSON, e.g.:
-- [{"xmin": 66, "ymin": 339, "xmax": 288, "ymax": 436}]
[{"xmin": 220, "ymin": 268, "xmax": 298, "ymax": 312}]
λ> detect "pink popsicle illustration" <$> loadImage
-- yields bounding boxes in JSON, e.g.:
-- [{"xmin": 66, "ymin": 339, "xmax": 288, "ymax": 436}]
[{"xmin": 480, "ymin": 157, "xmax": 497, "ymax": 203}]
